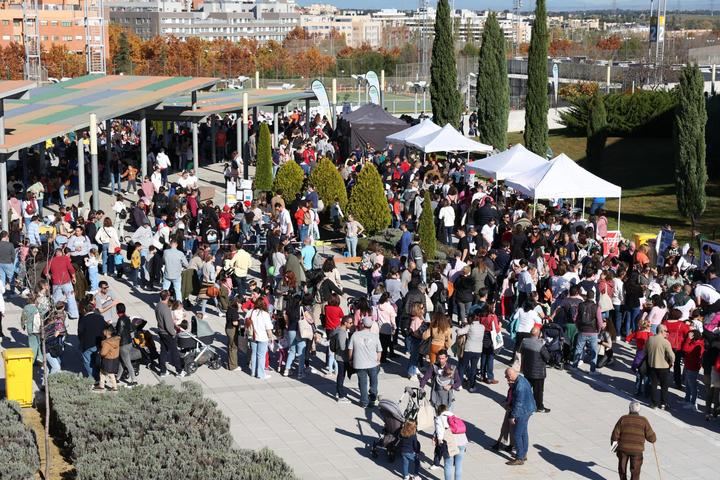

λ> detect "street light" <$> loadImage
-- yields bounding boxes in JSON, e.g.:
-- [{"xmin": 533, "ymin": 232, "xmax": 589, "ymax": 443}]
[
  {"xmin": 407, "ymin": 81, "xmax": 427, "ymax": 116},
  {"xmin": 466, "ymin": 72, "xmax": 477, "ymax": 109},
  {"xmin": 351, "ymin": 74, "xmax": 367, "ymax": 106}
]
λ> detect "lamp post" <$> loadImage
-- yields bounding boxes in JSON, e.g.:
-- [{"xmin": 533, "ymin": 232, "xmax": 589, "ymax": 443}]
[{"xmin": 466, "ymin": 72, "xmax": 477, "ymax": 109}]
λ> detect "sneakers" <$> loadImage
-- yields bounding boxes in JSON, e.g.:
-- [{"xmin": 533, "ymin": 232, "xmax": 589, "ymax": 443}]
[
  {"xmin": 232, "ymin": 367, "xmax": 242, "ymax": 372},
  {"xmin": 337, "ymin": 397, "xmax": 351, "ymax": 404},
  {"xmin": 429, "ymin": 465, "xmax": 442, "ymax": 471},
  {"xmin": 615, "ymin": 336, "xmax": 621, "ymax": 342},
  {"xmin": 125, "ymin": 381, "xmax": 138, "ymax": 388},
  {"xmin": 537, "ymin": 407, "xmax": 551, "ymax": 413},
  {"xmin": 260, "ymin": 375, "xmax": 271, "ymax": 380},
  {"xmin": 486, "ymin": 379, "xmax": 499, "ymax": 385},
  {"xmin": 159, "ymin": 372, "xmax": 171, "ymax": 378},
  {"xmin": 506, "ymin": 458, "xmax": 525, "ymax": 466},
  {"xmin": 91, "ymin": 386, "xmax": 105, "ymax": 392},
  {"xmin": 178, "ymin": 370, "xmax": 187, "ymax": 378}
]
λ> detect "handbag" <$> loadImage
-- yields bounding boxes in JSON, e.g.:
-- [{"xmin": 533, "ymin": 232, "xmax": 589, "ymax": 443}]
[
  {"xmin": 492, "ymin": 330, "xmax": 504, "ymax": 351},
  {"xmin": 298, "ymin": 307, "xmax": 314, "ymax": 340},
  {"xmin": 238, "ymin": 336, "xmax": 249, "ymax": 355},
  {"xmin": 418, "ymin": 337, "xmax": 431, "ymax": 356},
  {"xmin": 206, "ymin": 285, "xmax": 220, "ymax": 298},
  {"xmin": 598, "ymin": 293, "xmax": 613, "ymax": 312},
  {"xmin": 415, "ymin": 397, "xmax": 435, "ymax": 431}
]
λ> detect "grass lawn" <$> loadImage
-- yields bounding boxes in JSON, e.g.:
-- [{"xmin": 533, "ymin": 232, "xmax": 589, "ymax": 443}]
[{"xmin": 505, "ymin": 130, "xmax": 720, "ymax": 244}]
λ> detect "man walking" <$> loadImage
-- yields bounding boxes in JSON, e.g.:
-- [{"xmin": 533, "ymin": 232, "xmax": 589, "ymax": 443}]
[
  {"xmin": 611, "ymin": 401, "xmax": 657, "ymax": 480},
  {"xmin": 155, "ymin": 289, "xmax": 184, "ymax": 377},
  {"xmin": 115, "ymin": 303, "xmax": 137, "ymax": 387},
  {"xmin": 231, "ymin": 242, "xmax": 252, "ymax": 297},
  {"xmin": 645, "ymin": 324, "xmax": 675, "ymax": 410},
  {"xmin": 0, "ymin": 231, "xmax": 16, "ymax": 295},
  {"xmin": 162, "ymin": 239, "xmax": 188, "ymax": 302},
  {"xmin": 572, "ymin": 293, "xmax": 604, "ymax": 374},
  {"xmin": 505, "ymin": 368, "xmax": 536, "ymax": 466},
  {"xmin": 520, "ymin": 326, "xmax": 551, "ymax": 413},
  {"xmin": 348, "ymin": 317, "xmax": 382, "ymax": 408}
]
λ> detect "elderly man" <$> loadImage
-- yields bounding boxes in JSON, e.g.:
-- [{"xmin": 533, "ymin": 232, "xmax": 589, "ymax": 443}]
[
  {"xmin": 520, "ymin": 326, "xmax": 551, "ymax": 413},
  {"xmin": 504, "ymin": 368, "xmax": 536, "ymax": 466},
  {"xmin": 611, "ymin": 401, "xmax": 657, "ymax": 480},
  {"xmin": 645, "ymin": 324, "xmax": 675, "ymax": 410},
  {"xmin": 348, "ymin": 317, "xmax": 382, "ymax": 409}
]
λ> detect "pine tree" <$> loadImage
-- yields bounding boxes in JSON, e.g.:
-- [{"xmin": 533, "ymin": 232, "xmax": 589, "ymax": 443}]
[
  {"xmin": 254, "ymin": 123, "xmax": 273, "ymax": 192},
  {"xmin": 585, "ymin": 91, "xmax": 607, "ymax": 165},
  {"xmin": 430, "ymin": 0, "xmax": 462, "ymax": 127},
  {"xmin": 674, "ymin": 64, "xmax": 707, "ymax": 232},
  {"xmin": 113, "ymin": 31, "xmax": 132, "ymax": 74},
  {"xmin": 348, "ymin": 163, "xmax": 391, "ymax": 235},
  {"xmin": 476, "ymin": 13, "xmax": 509, "ymax": 150},
  {"xmin": 524, "ymin": 0, "xmax": 550, "ymax": 156},
  {"xmin": 273, "ymin": 161, "xmax": 305, "ymax": 203},
  {"xmin": 418, "ymin": 191, "xmax": 437, "ymax": 260},
  {"xmin": 309, "ymin": 158, "xmax": 348, "ymax": 211}
]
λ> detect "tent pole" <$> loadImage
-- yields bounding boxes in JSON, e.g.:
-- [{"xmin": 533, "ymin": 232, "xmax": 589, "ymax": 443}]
[
  {"xmin": 533, "ymin": 199, "xmax": 537, "ymax": 218},
  {"xmin": 582, "ymin": 198, "xmax": 586, "ymax": 218},
  {"xmin": 617, "ymin": 195, "xmax": 622, "ymax": 233}
]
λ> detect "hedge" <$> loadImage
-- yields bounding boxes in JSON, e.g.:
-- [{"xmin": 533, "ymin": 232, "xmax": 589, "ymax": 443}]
[
  {"xmin": 309, "ymin": 158, "xmax": 348, "ymax": 212},
  {"xmin": 47, "ymin": 373, "xmax": 297, "ymax": 480},
  {"xmin": 0, "ymin": 400, "xmax": 40, "ymax": 480},
  {"xmin": 559, "ymin": 90, "xmax": 676, "ymax": 137},
  {"xmin": 273, "ymin": 160, "xmax": 306, "ymax": 203}
]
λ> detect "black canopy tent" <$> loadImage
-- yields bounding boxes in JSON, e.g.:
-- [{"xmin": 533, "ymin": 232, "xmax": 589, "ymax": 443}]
[{"xmin": 336, "ymin": 103, "xmax": 408, "ymax": 158}]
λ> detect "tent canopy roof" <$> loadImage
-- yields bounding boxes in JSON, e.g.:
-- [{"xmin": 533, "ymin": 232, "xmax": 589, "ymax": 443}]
[
  {"xmin": 406, "ymin": 123, "xmax": 493, "ymax": 153},
  {"xmin": 504, "ymin": 153, "xmax": 622, "ymax": 199},
  {"xmin": 340, "ymin": 103, "xmax": 407, "ymax": 126},
  {"xmin": 385, "ymin": 118, "xmax": 441, "ymax": 144},
  {"xmin": 466, "ymin": 144, "xmax": 547, "ymax": 180}
]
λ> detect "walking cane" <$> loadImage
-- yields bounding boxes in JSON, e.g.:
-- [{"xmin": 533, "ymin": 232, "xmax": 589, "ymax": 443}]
[{"xmin": 652, "ymin": 443, "xmax": 662, "ymax": 480}]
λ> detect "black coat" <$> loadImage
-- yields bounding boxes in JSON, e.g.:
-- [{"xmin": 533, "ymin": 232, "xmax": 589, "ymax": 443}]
[
  {"xmin": 520, "ymin": 337, "xmax": 550, "ymax": 379},
  {"xmin": 78, "ymin": 312, "xmax": 107, "ymax": 351}
]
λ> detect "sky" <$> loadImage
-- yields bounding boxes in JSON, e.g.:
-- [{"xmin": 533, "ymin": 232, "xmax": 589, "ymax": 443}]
[{"xmin": 297, "ymin": 0, "xmax": 717, "ymax": 12}]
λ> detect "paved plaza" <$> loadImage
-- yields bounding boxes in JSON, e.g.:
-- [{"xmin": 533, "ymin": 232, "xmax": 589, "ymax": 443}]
[{"xmin": 1, "ymin": 164, "xmax": 719, "ymax": 480}]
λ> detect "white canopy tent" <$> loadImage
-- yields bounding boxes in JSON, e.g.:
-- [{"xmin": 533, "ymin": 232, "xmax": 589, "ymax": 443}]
[
  {"xmin": 504, "ymin": 153, "xmax": 623, "ymax": 229},
  {"xmin": 466, "ymin": 144, "xmax": 548, "ymax": 180},
  {"xmin": 385, "ymin": 118, "xmax": 441, "ymax": 145},
  {"xmin": 406, "ymin": 123, "xmax": 493, "ymax": 153}
]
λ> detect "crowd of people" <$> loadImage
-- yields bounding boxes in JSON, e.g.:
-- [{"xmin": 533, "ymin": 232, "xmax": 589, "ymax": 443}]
[{"xmin": 3, "ymin": 105, "xmax": 720, "ymax": 480}]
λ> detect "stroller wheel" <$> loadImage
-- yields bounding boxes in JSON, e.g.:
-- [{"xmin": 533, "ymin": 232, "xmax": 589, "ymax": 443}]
[
  {"xmin": 388, "ymin": 451, "xmax": 396, "ymax": 462},
  {"xmin": 371, "ymin": 449, "xmax": 378, "ymax": 459},
  {"xmin": 208, "ymin": 357, "xmax": 222, "ymax": 370},
  {"xmin": 186, "ymin": 361, "xmax": 198, "ymax": 375}
]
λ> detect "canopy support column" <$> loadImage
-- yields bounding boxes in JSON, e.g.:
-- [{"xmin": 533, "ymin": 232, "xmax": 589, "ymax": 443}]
[
  {"xmin": 105, "ymin": 120, "xmax": 112, "ymax": 190},
  {"xmin": 305, "ymin": 98, "xmax": 311, "ymax": 136},
  {"xmin": 532, "ymin": 199, "xmax": 537, "ymax": 218},
  {"xmin": 582, "ymin": 198, "xmax": 586, "ymax": 218},
  {"xmin": 273, "ymin": 106, "xmax": 278, "ymax": 149},
  {"xmin": 617, "ymin": 196, "xmax": 622, "ymax": 233},
  {"xmin": 242, "ymin": 93, "xmax": 249, "ymax": 180},
  {"xmin": 0, "ymin": 154, "xmax": 8, "ymax": 232},
  {"xmin": 192, "ymin": 91, "xmax": 199, "ymax": 173},
  {"xmin": 211, "ymin": 117, "xmax": 217, "ymax": 164},
  {"xmin": 77, "ymin": 132, "xmax": 85, "ymax": 204},
  {"xmin": 235, "ymin": 114, "xmax": 241, "ymax": 161},
  {"xmin": 140, "ymin": 111, "xmax": 148, "ymax": 179},
  {"xmin": 163, "ymin": 121, "xmax": 169, "ymax": 148},
  {"xmin": 90, "ymin": 114, "xmax": 99, "ymax": 212}
]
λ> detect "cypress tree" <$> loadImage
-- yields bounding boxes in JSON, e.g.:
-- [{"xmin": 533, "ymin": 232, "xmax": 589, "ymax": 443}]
[
  {"xmin": 348, "ymin": 163, "xmax": 391, "ymax": 235},
  {"xmin": 430, "ymin": 0, "xmax": 462, "ymax": 127},
  {"xmin": 309, "ymin": 158, "xmax": 348, "ymax": 211},
  {"xmin": 273, "ymin": 161, "xmax": 305, "ymax": 203},
  {"xmin": 476, "ymin": 13, "xmax": 509, "ymax": 150},
  {"xmin": 418, "ymin": 191, "xmax": 437, "ymax": 260},
  {"xmin": 524, "ymin": 0, "xmax": 550, "ymax": 156},
  {"xmin": 674, "ymin": 64, "xmax": 707, "ymax": 232},
  {"xmin": 254, "ymin": 123, "xmax": 273, "ymax": 192},
  {"xmin": 113, "ymin": 31, "xmax": 132, "ymax": 74},
  {"xmin": 585, "ymin": 91, "xmax": 607, "ymax": 165}
]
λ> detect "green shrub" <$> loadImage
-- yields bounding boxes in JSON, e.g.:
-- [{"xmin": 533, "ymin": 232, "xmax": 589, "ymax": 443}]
[
  {"xmin": 348, "ymin": 163, "xmax": 391, "ymax": 235},
  {"xmin": 309, "ymin": 158, "xmax": 348, "ymax": 212},
  {"xmin": 418, "ymin": 191, "xmax": 437, "ymax": 260},
  {"xmin": 273, "ymin": 161, "xmax": 305, "ymax": 203},
  {"xmin": 0, "ymin": 400, "xmax": 40, "ymax": 480},
  {"xmin": 255, "ymin": 123, "xmax": 273, "ymax": 191},
  {"xmin": 559, "ymin": 90, "xmax": 677, "ymax": 138},
  {"xmin": 47, "ymin": 373, "xmax": 297, "ymax": 480}
]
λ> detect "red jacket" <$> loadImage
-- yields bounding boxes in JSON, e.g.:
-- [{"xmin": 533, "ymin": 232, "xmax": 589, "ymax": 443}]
[
  {"xmin": 663, "ymin": 320, "xmax": 690, "ymax": 351},
  {"xmin": 681, "ymin": 337, "xmax": 704, "ymax": 372},
  {"xmin": 626, "ymin": 330, "xmax": 652, "ymax": 351},
  {"xmin": 324, "ymin": 305, "xmax": 344, "ymax": 331},
  {"xmin": 44, "ymin": 254, "xmax": 76, "ymax": 285}
]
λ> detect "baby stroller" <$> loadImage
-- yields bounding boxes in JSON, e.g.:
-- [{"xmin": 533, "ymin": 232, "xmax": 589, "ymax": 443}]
[
  {"xmin": 130, "ymin": 318, "xmax": 159, "ymax": 375},
  {"xmin": 541, "ymin": 321, "xmax": 565, "ymax": 369},
  {"xmin": 371, "ymin": 387, "xmax": 424, "ymax": 462},
  {"xmin": 177, "ymin": 317, "xmax": 222, "ymax": 375}
]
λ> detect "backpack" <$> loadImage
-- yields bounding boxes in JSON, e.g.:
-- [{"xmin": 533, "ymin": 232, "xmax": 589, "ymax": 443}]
[
  {"xmin": 205, "ymin": 228, "xmax": 218, "ymax": 244},
  {"xmin": 25, "ymin": 201, "xmax": 36, "ymax": 215},
  {"xmin": 329, "ymin": 331, "xmax": 341, "ymax": 353},
  {"xmin": 311, "ymin": 247, "xmax": 324, "ymax": 270},
  {"xmin": 447, "ymin": 415, "xmax": 466, "ymax": 434},
  {"xmin": 576, "ymin": 300, "xmax": 597, "ymax": 331},
  {"xmin": 218, "ymin": 216, "xmax": 230, "ymax": 230},
  {"xmin": 431, "ymin": 281, "xmax": 448, "ymax": 305},
  {"xmin": 118, "ymin": 208, "xmax": 128, "ymax": 220}
]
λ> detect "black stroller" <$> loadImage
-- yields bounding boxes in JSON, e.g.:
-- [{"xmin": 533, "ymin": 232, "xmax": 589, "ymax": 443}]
[
  {"xmin": 541, "ymin": 321, "xmax": 565, "ymax": 369},
  {"xmin": 177, "ymin": 316, "xmax": 222, "ymax": 374},
  {"xmin": 371, "ymin": 387, "xmax": 424, "ymax": 461},
  {"xmin": 130, "ymin": 318, "xmax": 159, "ymax": 375}
]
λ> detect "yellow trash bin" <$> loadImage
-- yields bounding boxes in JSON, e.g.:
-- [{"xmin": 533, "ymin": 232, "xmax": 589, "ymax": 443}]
[{"xmin": 3, "ymin": 348, "xmax": 34, "ymax": 407}]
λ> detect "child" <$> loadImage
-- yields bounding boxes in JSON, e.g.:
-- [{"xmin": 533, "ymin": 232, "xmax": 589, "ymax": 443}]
[
  {"xmin": 113, "ymin": 246, "xmax": 125, "ymax": 279},
  {"xmin": 171, "ymin": 300, "xmax": 186, "ymax": 328},
  {"xmin": 682, "ymin": 328, "xmax": 704, "ymax": 410},
  {"xmin": 398, "ymin": 420, "xmax": 421, "ymax": 480},
  {"xmin": 330, "ymin": 197, "xmax": 344, "ymax": 229},
  {"xmin": 129, "ymin": 242, "xmax": 142, "ymax": 288},
  {"xmin": 94, "ymin": 327, "xmax": 120, "ymax": 392},
  {"xmin": 85, "ymin": 246, "xmax": 100, "ymax": 294}
]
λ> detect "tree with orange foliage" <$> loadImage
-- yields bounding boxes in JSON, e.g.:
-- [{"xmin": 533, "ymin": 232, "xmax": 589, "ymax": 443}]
[
  {"xmin": 0, "ymin": 43, "xmax": 25, "ymax": 79},
  {"xmin": 44, "ymin": 44, "xmax": 85, "ymax": 78},
  {"xmin": 596, "ymin": 35, "xmax": 622, "ymax": 59},
  {"xmin": 549, "ymin": 38, "xmax": 575, "ymax": 57},
  {"xmin": 291, "ymin": 47, "xmax": 335, "ymax": 78}
]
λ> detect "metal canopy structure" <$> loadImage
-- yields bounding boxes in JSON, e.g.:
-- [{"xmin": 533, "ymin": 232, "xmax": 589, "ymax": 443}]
[
  {"xmin": 0, "ymin": 74, "xmax": 217, "ymax": 154},
  {"xmin": 0, "ymin": 81, "xmax": 36, "ymax": 101}
]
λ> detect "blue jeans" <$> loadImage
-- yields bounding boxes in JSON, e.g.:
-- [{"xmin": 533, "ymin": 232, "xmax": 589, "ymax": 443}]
[
  {"xmin": 443, "ymin": 444, "xmax": 466, "ymax": 480},
  {"xmin": 250, "ymin": 340, "xmax": 269, "ymax": 378},
  {"xmin": 624, "ymin": 307, "xmax": 641, "ymax": 334},
  {"xmin": 162, "ymin": 277, "xmax": 183, "ymax": 303},
  {"xmin": 88, "ymin": 266, "xmax": 99, "ymax": 291},
  {"xmin": 346, "ymin": 236, "xmax": 358, "ymax": 257},
  {"xmin": 513, "ymin": 415, "xmax": 530, "ymax": 460},
  {"xmin": 326, "ymin": 347, "xmax": 338, "ymax": 373},
  {"xmin": 650, "ymin": 324, "xmax": 659, "ymax": 335},
  {"xmin": 406, "ymin": 335, "xmax": 420, "ymax": 377},
  {"xmin": 82, "ymin": 346, "xmax": 99, "ymax": 381},
  {"xmin": 480, "ymin": 350, "xmax": 495, "ymax": 381},
  {"xmin": 573, "ymin": 334, "xmax": 599, "ymax": 372},
  {"xmin": 28, "ymin": 334, "xmax": 41, "ymax": 363},
  {"xmin": 613, "ymin": 305, "xmax": 625, "ymax": 337},
  {"xmin": 299, "ymin": 225, "xmax": 308, "ymax": 243},
  {"xmin": 461, "ymin": 351, "xmax": 481, "ymax": 388},
  {"xmin": 285, "ymin": 330, "xmax": 306, "ymax": 376},
  {"xmin": 46, "ymin": 353, "xmax": 62, "ymax": 374},
  {"xmin": 52, "ymin": 282, "xmax": 78, "ymax": 318},
  {"xmin": 402, "ymin": 452, "xmax": 419, "ymax": 477},
  {"xmin": 101, "ymin": 243, "xmax": 109, "ymax": 275},
  {"xmin": 0, "ymin": 262, "xmax": 15, "ymax": 292},
  {"xmin": 356, "ymin": 366, "xmax": 379, "ymax": 406},
  {"xmin": 684, "ymin": 369, "xmax": 699, "ymax": 404}
]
